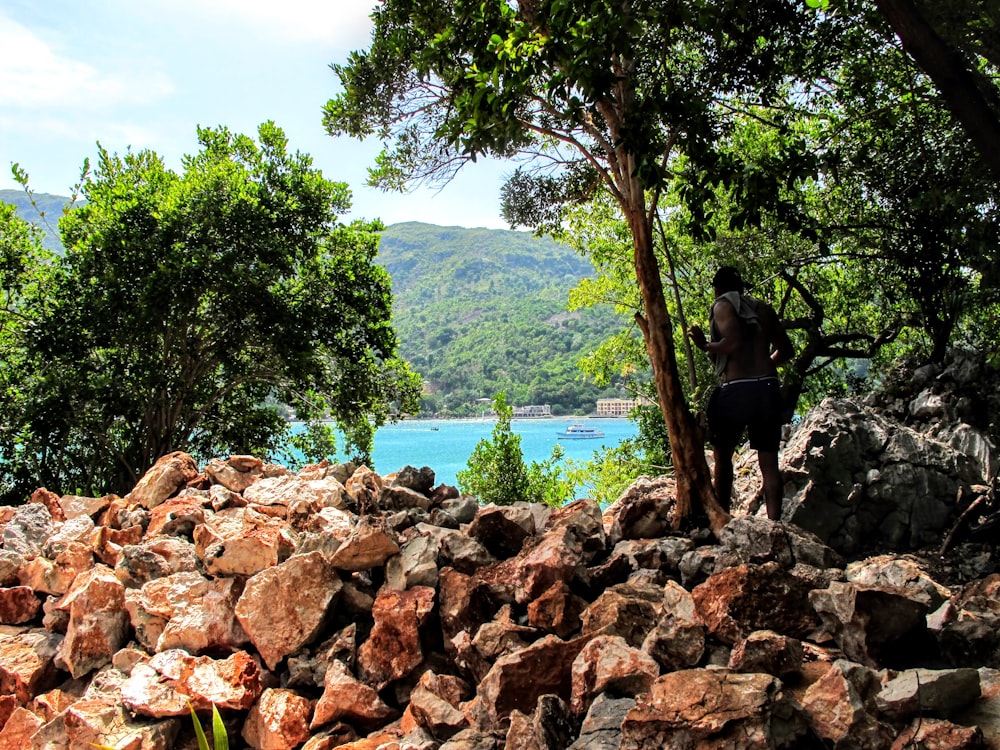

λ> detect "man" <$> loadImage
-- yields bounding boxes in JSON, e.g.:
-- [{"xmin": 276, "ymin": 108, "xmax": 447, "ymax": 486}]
[{"xmin": 688, "ymin": 266, "xmax": 795, "ymax": 521}]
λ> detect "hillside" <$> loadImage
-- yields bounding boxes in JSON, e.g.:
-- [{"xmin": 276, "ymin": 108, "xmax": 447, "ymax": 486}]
[
  {"xmin": 0, "ymin": 192, "xmax": 625, "ymax": 417},
  {"xmin": 378, "ymin": 223, "xmax": 622, "ymax": 416},
  {"xmin": 1, "ymin": 189, "xmax": 74, "ymax": 255}
]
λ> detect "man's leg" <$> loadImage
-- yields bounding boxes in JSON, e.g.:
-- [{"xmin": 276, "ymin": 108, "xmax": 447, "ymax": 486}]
[
  {"xmin": 758, "ymin": 450, "xmax": 783, "ymax": 521},
  {"xmin": 713, "ymin": 447, "xmax": 734, "ymax": 513}
]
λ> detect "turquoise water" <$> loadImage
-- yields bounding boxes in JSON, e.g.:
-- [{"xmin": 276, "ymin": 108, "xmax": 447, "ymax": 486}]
[{"xmin": 321, "ymin": 418, "xmax": 639, "ymax": 488}]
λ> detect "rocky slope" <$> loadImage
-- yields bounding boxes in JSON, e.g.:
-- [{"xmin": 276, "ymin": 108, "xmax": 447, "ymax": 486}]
[{"xmin": 1, "ymin": 352, "xmax": 999, "ymax": 749}]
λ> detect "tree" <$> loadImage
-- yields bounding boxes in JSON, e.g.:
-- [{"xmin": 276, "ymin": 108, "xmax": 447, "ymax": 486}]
[
  {"xmin": 1, "ymin": 123, "xmax": 420, "ymax": 501},
  {"xmin": 326, "ymin": 0, "xmax": 831, "ymax": 532}
]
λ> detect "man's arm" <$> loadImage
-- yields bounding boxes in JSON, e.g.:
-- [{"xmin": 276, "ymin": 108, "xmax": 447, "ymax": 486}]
[{"xmin": 767, "ymin": 307, "xmax": 795, "ymax": 366}]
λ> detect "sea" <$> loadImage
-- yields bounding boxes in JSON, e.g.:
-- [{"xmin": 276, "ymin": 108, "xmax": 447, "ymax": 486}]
[{"xmin": 308, "ymin": 417, "xmax": 639, "ymax": 488}]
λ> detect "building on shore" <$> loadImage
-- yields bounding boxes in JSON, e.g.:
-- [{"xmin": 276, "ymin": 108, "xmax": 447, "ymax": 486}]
[
  {"xmin": 512, "ymin": 404, "xmax": 552, "ymax": 418},
  {"xmin": 595, "ymin": 397, "xmax": 649, "ymax": 417}
]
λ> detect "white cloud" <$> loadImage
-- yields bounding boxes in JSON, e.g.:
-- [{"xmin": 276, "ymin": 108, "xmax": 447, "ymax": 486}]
[
  {"xmin": 0, "ymin": 14, "xmax": 174, "ymax": 110},
  {"xmin": 144, "ymin": 0, "xmax": 375, "ymax": 45}
]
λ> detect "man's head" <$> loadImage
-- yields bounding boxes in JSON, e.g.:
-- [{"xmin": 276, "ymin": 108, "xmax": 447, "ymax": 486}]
[{"xmin": 712, "ymin": 265, "xmax": 744, "ymax": 294}]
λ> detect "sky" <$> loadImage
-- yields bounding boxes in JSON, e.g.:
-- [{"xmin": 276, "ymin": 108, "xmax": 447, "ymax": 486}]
[{"xmin": 0, "ymin": 0, "xmax": 512, "ymax": 229}]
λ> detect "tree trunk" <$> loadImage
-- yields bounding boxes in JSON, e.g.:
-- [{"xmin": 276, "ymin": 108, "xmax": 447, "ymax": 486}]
[
  {"xmin": 626, "ymin": 207, "xmax": 730, "ymax": 536},
  {"xmin": 874, "ymin": 0, "xmax": 1000, "ymax": 181}
]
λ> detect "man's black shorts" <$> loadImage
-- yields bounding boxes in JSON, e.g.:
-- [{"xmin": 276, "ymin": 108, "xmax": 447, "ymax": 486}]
[{"xmin": 707, "ymin": 377, "xmax": 783, "ymax": 453}]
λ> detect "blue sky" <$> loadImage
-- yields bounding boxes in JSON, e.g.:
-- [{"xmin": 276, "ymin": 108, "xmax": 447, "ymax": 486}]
[{"xmin": 0, "ymin": 0, "xmax": 512, "ymax": 229}]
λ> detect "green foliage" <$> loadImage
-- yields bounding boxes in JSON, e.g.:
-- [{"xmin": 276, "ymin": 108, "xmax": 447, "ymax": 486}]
[
  {"xmin": 190, "ymin": 702, "xmax": 229, "ymax": 750},
  {"xmin": 458, "ymin": 393, "xmax": 575, "ymax": 507},
  {"xmin": 0, "ymin": 123, "xmax": 419, "ymax": 501},
  {"xmin": 378, "ymin": 222, "xmax": 623, "ymax": 416}
]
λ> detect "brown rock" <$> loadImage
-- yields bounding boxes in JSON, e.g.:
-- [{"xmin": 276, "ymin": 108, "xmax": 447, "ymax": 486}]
[
  {"xmin": 127, "ymin": 570, "xmax": 249, "ymax": 654},
  {"xmin": 580, "ymin": 579, "xmax": 664, "ymax": 648},
  {"xmin": 18, "ymin": 540, "xmax": 94, "ymax": 595},
  {"xmin": 115, "ymin": 536, "xmax": 200, "ymax": 588},
  {"xmin": 728, "ymin": 630, "xmax": 803, "ymax": 678},
  {"xmin": 358, "ymin": 585, "xmax": 436, "ymax": 689},
  {"xmin": 235, "ymin": 551, "xmax": 342, "ymax": 670},
  {"xmin": 481, "ymin": 527, "xmax": 589, "ymax": 607},
  {"xmin": 890, "ymin": 718, "xmax": 985, "ymax": 749},
  {"xmin": 194, "ymin": 506, "xmax": 296, "ymax": 577},
  {"xmin": 0, "ymin": 626, "xmax": 62, "ymax": 703},
  {"xmin": 620, "ymin": 668, "xmax": 809, "ymax": 749},
  {"xmin": 809, "ymin": 581, "xmax": 929, "ymax": 667},
  {"xmin": 30, "ymin": 487, "xmax": 66, "ymax": 522},
  {"xmin": 54, "ymin": 564, "xmax": 128, "ymax": 678},
  {"xmin": 242, "ymin": 687, "xmax": 314, "ymax": 750},
  {"xmin": 58, "ymin": 493, "xmax": 113, "ymax": 521},
  {"xmin": 204, "ymin": 455, "xmax": 264, "ymax": 494},
  {"xmin": 570, "ymin": 634, "xmax": 659, "ymax": 716},
  {"xmin": 329, "ymin": 515, "xmax": 400, "ymax": 571},
  {"xmin": 311, "ymin": 660, "xmax": 396, "ymax": 730},
  {"xmin": 468, "ymin": 505, "xmax": 536, "ymax": 559},
  {"xmin": 126, "ymin": 451, "xmax": 200, "ymax": 509},
  {"xmin": 692, "ymin": 562, "xmax": 819, "ymax": 645},
  {"xmin": 0, "ymin": 587, "xmax": 41, "ymax": 625},
  {"xmin": 640, "ymin": 581, "xmax": 705, "ymax": 672},
  {"xmin": 800, "ymin": 659, "xmax": 892, "ymax": 749},
  {"xmin": 408, "ymin": 670, "xmax": 471, "ymax": 739},
  {"xmin": 62, "ymin": 695, "xmax": 181, "ymax": 750},
  {"xmin": 121, "ymin": 649, "xmax": 263, "ymax": 715},
  {"xmin": 0, "ymin": 706, "xmax": 44, "ymax": 748},
  {"xmin": 478, "ymin": 634, "xmax": 589, "ymax": 722},
  {"xmin": 145, "ymin": 494, "xmax": 208, "ymax": 538},
  {"xmin": 527, "ymin": 580, "xmax": 586, "ymax": 639}
]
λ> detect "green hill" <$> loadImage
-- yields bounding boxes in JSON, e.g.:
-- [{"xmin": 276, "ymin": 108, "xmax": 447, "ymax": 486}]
[
  {"xmin": 1, "ymin": 189, "xmax": 75, "ymax": 255},
  {"xmin": 0, "ymin": 191, "xmax": 624, "ymax": 416},
  {"xmin": 379, "ymin": 223, "xmax": 622, "ymax": 416}
]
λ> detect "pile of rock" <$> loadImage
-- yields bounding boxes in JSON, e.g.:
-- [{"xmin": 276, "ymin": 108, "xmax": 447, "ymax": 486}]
[{"xmin": 1, "ymin": 446, "xmax": 1000, "ymax": 749}]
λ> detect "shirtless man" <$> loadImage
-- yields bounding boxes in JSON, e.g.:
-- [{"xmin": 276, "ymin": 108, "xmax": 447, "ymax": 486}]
[{"xmin": 688, "ymin": 266, "xmax": 795, "ymax": 521}]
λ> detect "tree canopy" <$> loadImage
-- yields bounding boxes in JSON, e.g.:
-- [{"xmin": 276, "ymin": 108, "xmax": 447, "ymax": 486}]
[
  {"xmin": 326, "ymin": 0, "xmax": 843, "ymax": 530},
  {"xmin": 0, "ymin": 123, "xmax": 420, "ymax": 501}
]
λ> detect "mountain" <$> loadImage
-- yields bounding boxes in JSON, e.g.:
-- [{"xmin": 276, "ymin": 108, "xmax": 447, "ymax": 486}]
[
  {"xmin": 378, "ymin": 223, "xmax": 622, "ymax": 416},
  {"xmin": 1, "ymin": 189, "xmax": 75, "ymax": 255},
  {"xmin": 0, "ymin": 190, "xmax": 624, "ymax": 416}
]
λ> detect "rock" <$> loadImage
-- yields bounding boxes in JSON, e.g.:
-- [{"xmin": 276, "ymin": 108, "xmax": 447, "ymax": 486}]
[
  {"xmin": 145, "ymin": 493, "xmax": 208, "ymax": 538},
  {"xmin": 126, "ymin": 570, "xmax": 249, "ymax": 654},
  {"xmin": 126, "ymin": 451, "xmax": 201, "ymax": 509},
  {"xmin": 244, "ymin": 474, "xmax": 352, "ymax": 517},
  {"xmin": 891, "ymin": 718, "xmax": 985, "ymax": 749},
  {"xmin": 527, "ymin": 580, "xmax": 587, "ymax": 639},
  {"xmin": 311, "ymin": 660, "xmax": 396, "ymax": 730},
  {"xmin": 0, "ymin": 626, "xmax": 62, "ymax": 703},
  {"xmin": 478, "ymin": 634, "xmax": 588, "ymax": 722},
  {"xmin": 468, "ymin": 505, "xmax": 537, "ymax": 559},
  {"xmin": 358, "ymin": 585, "xmax": 436, "ymax": 689},
  {"xmin": 580, "ymin": 579, "xmax": 663, "ymax": 648},
  {"xmin": 53, "ymin": 564, "xmax": 128, "ymax": 678},
  {"xmin": 2, "ymin": 502, "xmax": 53, "ymax": 558},
  {"xmin": 0, "ymin": 706, "xmax": 44, "ymax": 747},
  {"xmin": 407, "ymin": 670, "xmax": 471, "ymax": 740},
  {"xmin": 59, "ymin": 492, "xmax": 113, "ymax": 521},
  {"xmin": 719, "ymin": 515, "xmax": 845, "ymax": 569},
  {"xmin": 845, "ymin": 554, "xmax": 952, "ymax": 610},
  {"xmin": 619, "ymin": 668, "xmax": 809, "ymax": 749},
  {"xmin": 809, "ymin": 581, "xmax": 930, "ymax": 667},
  {"xmin": 800, "ymin": 659, "xmax": 893, "ymax": 748},
  {"xmin": 570, "ymin": 634, "xmax": 659, "ymax": 715},
  {"xmin": 235, "ymin": 551, "xmax": 343, "ymax": 670},
  {"xmin": 204, "ymin": 455, "xmax": 264, "ymax": 494},
  {"xmin": 692, "ymin": 562, "xmax": 819, "ymax": 645},
  {"xmin": 121, "ymin": 649, "xmax": 263, "ymax": 715},
  {"xmin": 504, "ymin": 694, "xmax": 575, "ymax": 750},
  {"xmin": 566, "ymin": 694, "xmax": 635, "ymax": 750},
  {"xmin": 876, "ymin": 667, "xmax": 981, "ymax": 720},
  {"xmin": 728, "ymin": 630, "xmax": 803, "ymax": 677},
  {"xmin": 242, "ymin": 687, "xmax": 314, "ymax": 750},
  {"xmin": 18, "ymin": 540, "xmax": 94, "ymax": 595},
  {"xmin": 0, "ymin": 586, "xmax": 41, "ymax": 624},
  {"xmin": 115, "ymin": 536, "xmax": 200, "ymax": 588},
  {"xmin": 641, "ymin": 581, "xmax": 705, "ymax": 671},
  {"xmin": 328, "ymin": 515, "xmax": 400, "ymax": 571},
  {"xmin": 386, "ymin": 533, "xmax": 440, "ymax": 590},
  {"xmin": 602, "ymin": 475, "xmax": 676, "ymax": 543},
  {"xmin": 194, "ymin": 506, "xmax": 296, "ymax": 577}
]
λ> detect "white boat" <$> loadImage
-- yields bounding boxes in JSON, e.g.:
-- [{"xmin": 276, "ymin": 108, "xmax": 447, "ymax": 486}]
[{"xmin": 556, "ymin": 423, "xmax": 605, "ymax": 439}]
